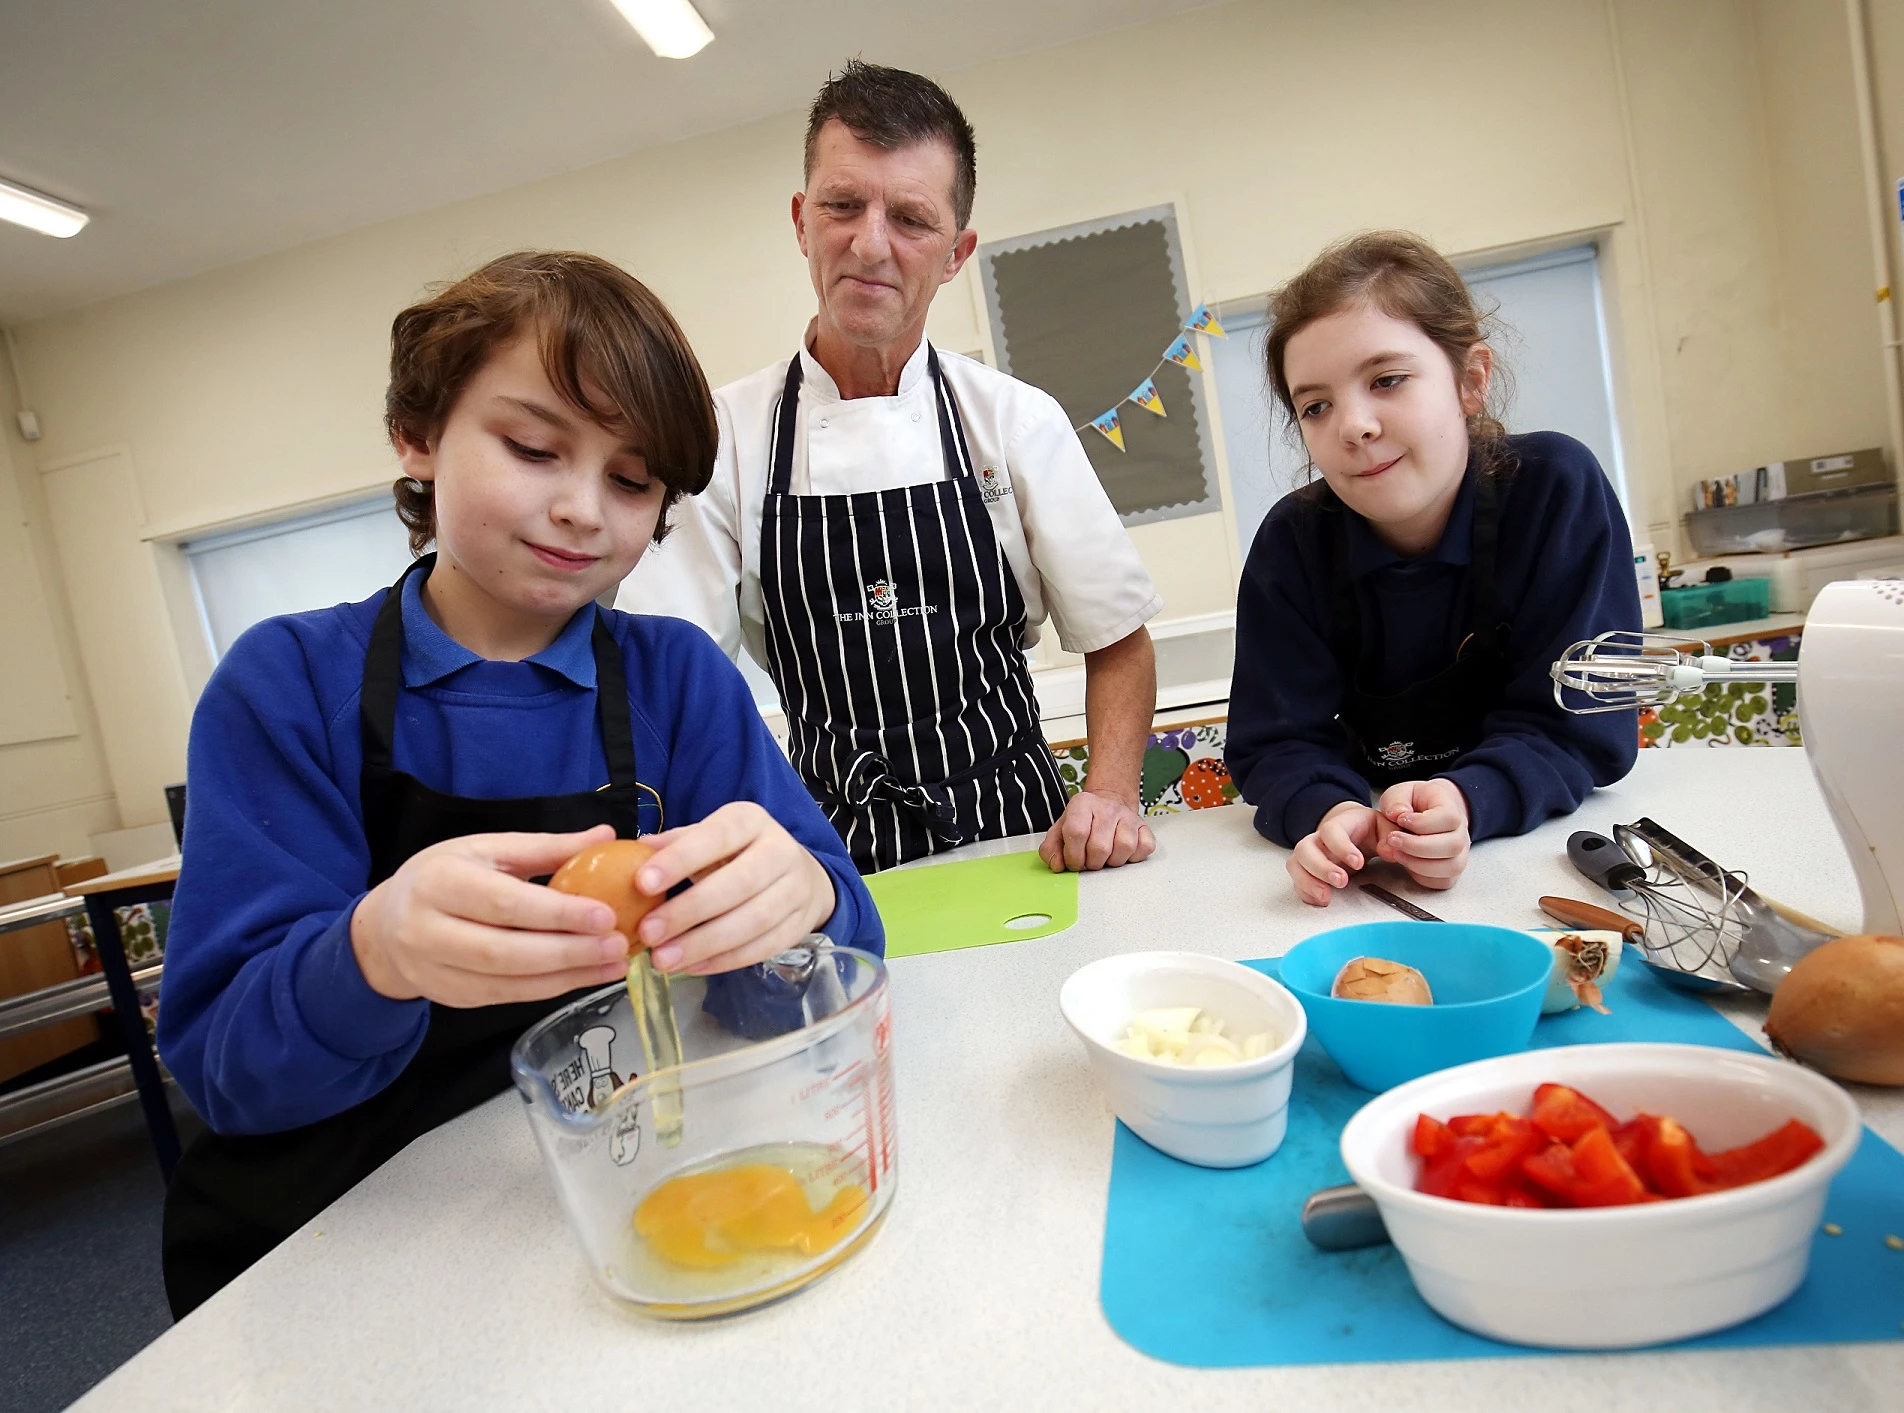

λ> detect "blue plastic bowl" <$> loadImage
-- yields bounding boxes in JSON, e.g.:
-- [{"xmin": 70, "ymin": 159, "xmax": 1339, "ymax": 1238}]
[{"xmin": 1279, "ymin": 921, "xmax": 1553, "ymax": 1093}]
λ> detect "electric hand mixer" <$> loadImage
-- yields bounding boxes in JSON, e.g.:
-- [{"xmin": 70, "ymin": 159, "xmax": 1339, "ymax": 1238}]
[{"xmin": 1550, "ymin": 579, "xmax": 1904, "ymax": 984}]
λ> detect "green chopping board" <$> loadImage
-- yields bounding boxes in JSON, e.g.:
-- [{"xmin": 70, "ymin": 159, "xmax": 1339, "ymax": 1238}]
[{"xmin": 865, "ymin": 850, "xmax": 1079, "ymax": 958}]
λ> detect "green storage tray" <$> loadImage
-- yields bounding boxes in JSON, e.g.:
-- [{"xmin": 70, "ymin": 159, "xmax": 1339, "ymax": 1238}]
[{"xmin": 1661, "ymin": 576, "xmax": 1770, "ymax": 630}]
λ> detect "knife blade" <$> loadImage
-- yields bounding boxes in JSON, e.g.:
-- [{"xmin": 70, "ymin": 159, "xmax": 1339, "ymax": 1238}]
[{"xmin": 1359, "ymin": 883, "xmax": 1445, "ymax": 922}]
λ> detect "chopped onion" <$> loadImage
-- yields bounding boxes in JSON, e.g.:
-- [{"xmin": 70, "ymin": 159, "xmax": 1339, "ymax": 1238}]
[{"xmin": 1118, "ymin": 1007, "xmax": 1273, "ymax": 1066}]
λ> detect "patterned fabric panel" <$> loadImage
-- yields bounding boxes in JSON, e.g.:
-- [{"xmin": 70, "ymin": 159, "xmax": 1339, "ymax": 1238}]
[{"xmin": 1638, "ymin": 633, "xmax": 1801, "ymax": 748}]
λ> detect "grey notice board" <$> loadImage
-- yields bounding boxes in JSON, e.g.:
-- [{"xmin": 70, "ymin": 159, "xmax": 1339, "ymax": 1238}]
[{"xmin": 978, "ymin": 205, "xmax": 1218, "ymax": 526}]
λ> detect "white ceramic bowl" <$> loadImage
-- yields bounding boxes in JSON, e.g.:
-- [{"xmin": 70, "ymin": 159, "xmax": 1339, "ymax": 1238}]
[
  {"xmin": 1059, "ymin": 951, "xmax": 1308, "ymax": 1168},
  {"xmin": 1339, "ymin": 1042, "xmax": 1862, "ymax": 1348}
]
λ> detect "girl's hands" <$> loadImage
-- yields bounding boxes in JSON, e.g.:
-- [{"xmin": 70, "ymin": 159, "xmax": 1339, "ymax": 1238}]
[
  {"xmin": 630, "ymin": 802, "xmax": 837, "ymax": 976},
  {"xmin": 1287, "ymin": 800, "xmax": 1383, "ymax": 907},
  {"xmin": 351, "ymin": 824, "xmax": 630, "ymax": 1007},
  {"xmin": 1285, "ymin": 779, "xmax": 1473, "ymax": 905},
  {"xmin": 1372, "ymin": 778, "xmax": 1472, "ymax": 890}
]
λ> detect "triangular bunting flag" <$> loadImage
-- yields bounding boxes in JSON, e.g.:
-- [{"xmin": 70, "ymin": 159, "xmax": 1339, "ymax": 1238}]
[
  {"xmin": 1185, "ymin": 303, "xmax": 1227, "ymax": 338},
  {"xmin": 1089, "ymin": 408, "xmax": 1126, "ymax": 451},
  {"xmin": 1163, "ymin": 333, "xmax": 1201, "ymax": 372},
  {"xmin": 1127, "ymin": 377, "xmax": 1167, "ymax": 417}
]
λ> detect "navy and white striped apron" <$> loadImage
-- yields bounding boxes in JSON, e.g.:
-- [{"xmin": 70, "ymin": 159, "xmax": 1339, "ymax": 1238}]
[{"xmin": 758, "ymin": 349, "xmax": 1067, "ymax": 874}]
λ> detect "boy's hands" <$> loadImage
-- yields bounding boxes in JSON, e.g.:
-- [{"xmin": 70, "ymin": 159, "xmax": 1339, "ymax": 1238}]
[
  {"xmin": 1371, "ymin": 778, "xmax": 1471, "ymax": 890},
  {"xmin": 349, "ymin": 807, "xmax": 841, "ymax": 1004},
  {"xmin": 352, "ymin": 824, "xmax": 630, "ymax": 1007},
  {"xmin": 1286, "ymin": 779, "xmax": 1473, "ymax": 906},
  {"xmin": 632, "ymin": 802, "xmax": 837, "ymax": 976}
]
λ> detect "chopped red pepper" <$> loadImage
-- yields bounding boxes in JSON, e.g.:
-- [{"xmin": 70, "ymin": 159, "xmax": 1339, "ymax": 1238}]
[
  {"xmin": 1414, "ymin": 1082, "xmax": 1826, "ymax": 1209},
  {"xmin": 1609, "ymin": 1114, "xmax": 1658, "ymax": 1172},
  {"xmin": 1708, "ymin": 1119, "xmax": 1826, "ymax": 1188},
  {"xmin": 1413, "ymin": 1113, "xmax": 1452, "ymax": 1160},
  {"xmin": 1463, "ymin": 1116, "xmax": 1544, "ymax": 1182},
  {"xmin": 1564, "ymin": 1125, "xmax": 1651, "ymax": 1206},
  {"xmin": 1530, "ymin": 1083, "xmax": 1619, "ymax": 1144},
  {"xmin": 1645, "ymin": 1116, "xmax": 1720, "ymax": 1199}
]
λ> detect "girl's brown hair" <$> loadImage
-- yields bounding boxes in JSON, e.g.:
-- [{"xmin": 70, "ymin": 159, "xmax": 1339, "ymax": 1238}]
[
  {"xmin": 1263, "ymin": 231, "xmax": 1514, "ymax": 480},
  {"xmin": 385, "ymin": 251, "xmax": 718, "ymax": 555}
]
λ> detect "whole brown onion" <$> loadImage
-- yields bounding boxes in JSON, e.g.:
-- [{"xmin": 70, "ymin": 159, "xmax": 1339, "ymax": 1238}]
[{"xmin": 1763, "ymin": 934, "xmax": 1904, "ymax": 1085}]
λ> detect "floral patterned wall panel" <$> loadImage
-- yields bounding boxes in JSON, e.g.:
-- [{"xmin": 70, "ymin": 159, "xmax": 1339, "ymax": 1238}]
[
  {"xmin": 1051, "ymin": 718, "xmax": 1238, "ymax": 818},
  {"xmin": 1637, "ymin": 633, "xmax": 1801, "ymax": 749}
]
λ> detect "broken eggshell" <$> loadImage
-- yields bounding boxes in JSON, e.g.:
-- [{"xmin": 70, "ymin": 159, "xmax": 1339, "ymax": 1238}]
[
  {"xmin": 1331, "ymin": 956, "xmax": 1434, "ymax": 1006},
  {"xmin": 1527, "ymin": 928, "xmax": 1624, "ymax": 1015}
]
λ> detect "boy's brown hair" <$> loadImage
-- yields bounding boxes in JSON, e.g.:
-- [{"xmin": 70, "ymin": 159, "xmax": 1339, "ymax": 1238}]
[
  {"xmin": 385, "ymin": 250, "xmax": 717, "ymax": 555},
  {"xmin": 1264, "ymin": 231, "xmax": 1515, "ymax": 480}
]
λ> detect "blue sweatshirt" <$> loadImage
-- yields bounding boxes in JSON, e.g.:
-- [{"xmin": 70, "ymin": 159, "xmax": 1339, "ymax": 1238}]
[
  {"xmin": 1225, "ymin": 431, "xmax": 1639, "ymax": 848},
  {"xmin": 157, "ymin": 573, "xmax": 883, "ymax": 1135}
]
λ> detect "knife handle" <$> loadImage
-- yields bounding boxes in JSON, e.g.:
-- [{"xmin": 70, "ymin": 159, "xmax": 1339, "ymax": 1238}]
[
  {"xmin": 1538, "ymin": 894, "xmax": 1644, "ymax": 943},
  {"xmin": 1301, "ymin": 1184, "xmax": 1390, "ymax": 1251}
]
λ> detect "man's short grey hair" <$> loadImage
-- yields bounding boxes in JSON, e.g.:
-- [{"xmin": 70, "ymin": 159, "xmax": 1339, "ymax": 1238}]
[{"xmin": 804, "ymin": 59, "xmax": 978, "ymax": 230}]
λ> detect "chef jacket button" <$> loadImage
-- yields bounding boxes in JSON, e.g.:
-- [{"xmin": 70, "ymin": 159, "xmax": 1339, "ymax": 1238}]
[
  {"xmin": 819, "ymin": 418, "xmax": 829, "ymax": 429},
  {"xmin": 912, "ymin": 412, "xmax": 921, "ymax": 422}
]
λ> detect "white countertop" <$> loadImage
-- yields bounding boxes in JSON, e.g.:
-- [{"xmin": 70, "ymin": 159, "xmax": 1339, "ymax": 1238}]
[{"xmin": 78, "ymin": 749, "xmax": 1904, "ymax": 1412}]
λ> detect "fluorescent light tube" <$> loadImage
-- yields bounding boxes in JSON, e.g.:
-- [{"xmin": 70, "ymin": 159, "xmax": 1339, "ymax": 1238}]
[
  {"xmin": 0, "ymin": 177, "xmax": 89, "ymax": 238},
  {"xmin": 610, "ymin": 0, "xmax": 714, "ymax": 59}
]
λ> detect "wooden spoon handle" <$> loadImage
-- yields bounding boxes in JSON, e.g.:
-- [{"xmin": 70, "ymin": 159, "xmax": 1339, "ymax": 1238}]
[
  {"xmin": 1539, "ymin": 894, "xmax": 1645, "ymax": 943},
  {"xmin": 1759, "ymin": 894, "xmax": 1843, "ymax": 939}
]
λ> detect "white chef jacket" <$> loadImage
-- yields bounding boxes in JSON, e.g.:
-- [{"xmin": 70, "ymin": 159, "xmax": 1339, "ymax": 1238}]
[{"xmin": 621, "ymin": 335, "xmax": 1164, "ymax": 671}]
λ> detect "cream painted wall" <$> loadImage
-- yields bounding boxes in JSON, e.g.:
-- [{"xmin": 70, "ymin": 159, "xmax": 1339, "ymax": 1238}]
[
  {"xmin": 1752, "ymin": 0, "xmax": 1891, "ymax": 462},
  {"xmin": 4, "ymin": 0, "xmax": 1899, "ymax": 832},
  {"xmin": 0, "ymin": 377, "xmax": 121, "ymax": 860}
]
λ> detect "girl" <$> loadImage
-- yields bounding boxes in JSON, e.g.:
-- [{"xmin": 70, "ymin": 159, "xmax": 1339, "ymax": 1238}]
[
  {"xmin": 1224, "ymin": 232, "xmax": 1639, "ymax": 907},
  {"xmin": 156, "ymin": 252, "xmax": 882, "ymax": 1315}
]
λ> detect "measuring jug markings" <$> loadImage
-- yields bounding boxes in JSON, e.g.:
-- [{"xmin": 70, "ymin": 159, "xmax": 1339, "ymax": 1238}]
[{"xmin": 578, "ymin": 1025, "xmax": 622, "ymax": 1109}]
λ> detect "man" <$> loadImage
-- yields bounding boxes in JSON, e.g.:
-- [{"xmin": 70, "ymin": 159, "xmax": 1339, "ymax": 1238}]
[{"xmin": 626, "ymin": 60, "xmax": 1161, "ymax": 875}]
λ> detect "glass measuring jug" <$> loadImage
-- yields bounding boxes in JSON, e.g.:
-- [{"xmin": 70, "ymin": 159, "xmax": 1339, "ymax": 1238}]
[{"xmin": 511, "ymin": 939, "xmax": 896, "ymax": 1319}]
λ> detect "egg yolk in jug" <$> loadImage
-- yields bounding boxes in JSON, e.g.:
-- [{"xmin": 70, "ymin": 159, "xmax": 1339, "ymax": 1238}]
[{"xmin": 634, "ymin": 1163, "xmax": 870, "ymax": 1269}]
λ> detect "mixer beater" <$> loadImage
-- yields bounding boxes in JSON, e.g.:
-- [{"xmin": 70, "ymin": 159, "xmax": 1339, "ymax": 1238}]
[{"xmin": 1549, "ymin": 629, "xmax": 1798, "ymax": 714}]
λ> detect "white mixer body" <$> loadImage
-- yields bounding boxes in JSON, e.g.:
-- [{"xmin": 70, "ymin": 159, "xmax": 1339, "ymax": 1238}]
[{"xmin": 1798, "ymin": 579, "xmax": 1904, "ymax": 935}]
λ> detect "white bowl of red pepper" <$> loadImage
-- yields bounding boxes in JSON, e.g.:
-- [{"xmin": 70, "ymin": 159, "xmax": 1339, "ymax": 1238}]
[{"xmin": 1338, "ymin": 1042, "xmax": 1861, "ymax": 1349}]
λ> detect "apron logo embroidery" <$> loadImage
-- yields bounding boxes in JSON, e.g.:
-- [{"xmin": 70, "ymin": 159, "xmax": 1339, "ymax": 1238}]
[
  {"xmin": 1372, "ymin": 740, "xmax": 1460, "ymax": 769},
  {"xmin": 978, "ymin": 463, "xmax": 1009, "ymax": 503},
  {"xmin": 836, "ymin": 578, "xmax": 940, "ymax": 624}
]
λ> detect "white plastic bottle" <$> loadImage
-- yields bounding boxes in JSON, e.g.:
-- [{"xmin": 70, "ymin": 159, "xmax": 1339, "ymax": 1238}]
[{"xmin": 1633, "ymin": 542, "xmax": 1664, "ymax": 629}]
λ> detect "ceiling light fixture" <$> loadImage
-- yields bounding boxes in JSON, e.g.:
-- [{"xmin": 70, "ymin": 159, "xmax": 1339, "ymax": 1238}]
[
  {"xmin": 0, "ymin": 176, "xmax": 89, "ymax": 239},
  {"xmin": 610, "ymin": 0, "xmax": 714, "ymax": 59}
]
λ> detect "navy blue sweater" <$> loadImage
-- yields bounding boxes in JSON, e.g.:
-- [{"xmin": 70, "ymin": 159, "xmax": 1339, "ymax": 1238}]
[
  {"xmin": 157, "ymin": 573, "xmax": 883, "ymax": 1135},
  {"xmin": 1225, "ymin": 431, "xmax": 1639, "ymax": 848}
]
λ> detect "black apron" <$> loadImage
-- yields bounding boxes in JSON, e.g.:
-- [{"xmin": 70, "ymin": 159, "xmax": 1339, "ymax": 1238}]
[
  {"xmin": 161, "ymin": 556, "xmax": 649, "ymax": 1318},
  {"xmin": 757, "ymin": 349, "xmax": 1067, "ymax": 875},
  {"xmin": 1329, "ymin": 471, "xmax": 1511, "ymax": 789}
]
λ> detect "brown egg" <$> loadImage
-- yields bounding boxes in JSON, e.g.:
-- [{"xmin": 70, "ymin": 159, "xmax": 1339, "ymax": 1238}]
[{"xmin": 548, "ymin": 839, "xmax": 662, "ymax": 949}]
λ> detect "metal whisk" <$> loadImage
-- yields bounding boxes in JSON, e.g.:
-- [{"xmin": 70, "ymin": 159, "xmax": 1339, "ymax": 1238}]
[
  {"xmin": 1567, "ymin": 828, "xmax": 1751, "ymax": 992},
  {"xmin": 1550, "ymin": 629, "xmax": 1797, "ymax": 714}
]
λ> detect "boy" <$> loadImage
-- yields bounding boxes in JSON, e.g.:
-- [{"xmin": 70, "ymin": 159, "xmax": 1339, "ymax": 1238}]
[{"xmin": 156, "ymin": 251, "xmax": 882, "ymax": 1316}]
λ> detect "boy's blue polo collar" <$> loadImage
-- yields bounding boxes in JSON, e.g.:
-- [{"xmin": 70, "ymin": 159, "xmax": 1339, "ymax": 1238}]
[
  {"xmin": 398, "ymin": 569, "xmax": 599, "ymax": 689},
  {"xmin": 1343, "ymin": 464, "xmax": 1480, "ymax": 578}
]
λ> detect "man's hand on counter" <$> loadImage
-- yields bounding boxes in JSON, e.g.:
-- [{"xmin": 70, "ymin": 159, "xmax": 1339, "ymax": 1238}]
[{"xmin": 1040, "ymin": 787, "xmax": 1156, "ymax": 872}]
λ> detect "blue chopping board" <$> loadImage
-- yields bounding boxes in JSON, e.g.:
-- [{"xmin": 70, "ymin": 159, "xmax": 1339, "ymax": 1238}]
[{"xmin": 1100, "ymin": 954, "xmax": 1904, "ymax": 1367}]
